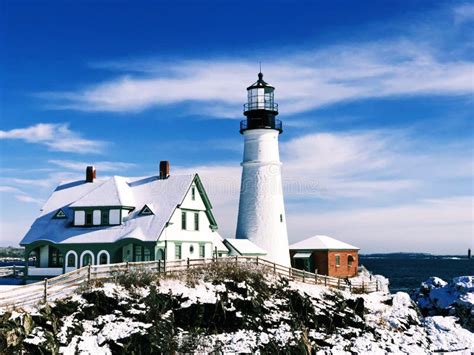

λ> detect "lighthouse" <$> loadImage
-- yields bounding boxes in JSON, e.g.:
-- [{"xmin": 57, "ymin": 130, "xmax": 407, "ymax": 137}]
[{"xmin": 236, "ymin": 72, "xmax": 291, "ymax": 267}]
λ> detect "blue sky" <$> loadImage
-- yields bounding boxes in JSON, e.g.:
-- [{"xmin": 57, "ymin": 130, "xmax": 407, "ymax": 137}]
[{"xmin": 1, "ymin": 0, "xmax": 473, "ymax": 253}]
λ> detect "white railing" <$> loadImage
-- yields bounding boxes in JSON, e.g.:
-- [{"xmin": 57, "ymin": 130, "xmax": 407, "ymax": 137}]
[{"xmin": 0, "ymin": 256, "xmax": 381, "ymax": 310}]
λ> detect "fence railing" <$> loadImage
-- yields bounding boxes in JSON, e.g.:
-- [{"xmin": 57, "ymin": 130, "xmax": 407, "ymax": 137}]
[{"xmin": 0, "ymin": 256, "xmax": 381, "ymax": 310}]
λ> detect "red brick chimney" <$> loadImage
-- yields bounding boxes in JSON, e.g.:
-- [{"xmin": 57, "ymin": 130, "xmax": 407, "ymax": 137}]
[
  {"xmin": 86, "ymin": 166, "xmax": 96, "ymax": 183},
  {"xmin": 159, "ymin": 161, "xmax": 170, "ymax": 179}
]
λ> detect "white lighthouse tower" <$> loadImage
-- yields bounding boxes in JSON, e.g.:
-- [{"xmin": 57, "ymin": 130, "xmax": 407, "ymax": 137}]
[{"xmin": 236, "ymin": 72, "xmax": 291, "ymax": 267}]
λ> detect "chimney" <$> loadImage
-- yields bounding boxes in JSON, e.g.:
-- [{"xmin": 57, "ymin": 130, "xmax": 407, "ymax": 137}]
[
  {"xmin": 86, "ymin": 166, "xmax": 96, "ymax": 183},
  {"xmin": 159, "ymin": 161, "xmax": 170, "ymax": 179}
]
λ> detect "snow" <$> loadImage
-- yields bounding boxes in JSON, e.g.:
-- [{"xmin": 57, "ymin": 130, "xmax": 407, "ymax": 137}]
[
  {"xmin": 158, "ymin": 279, "xmax": 225, "ymax": 307},
  {"xmin": 425, "ymin": 316, "xmax": 474, "ymax": 352},
  {"xmin": 20, "ymin": 174, "xmax": 196, "ymax": 244},
  {"xmin": 224, "ymin": 238, "xmax": 268, "ymax": 255},
  {"xmin": 411, "ymin": 275, "xmax": 474, "ymax": 314},
  {"xmin": 289, "ymin": 235, "xmax": 359, "ymax": 251},
  {"xmin": 59, "ymin": 314, "xmax": 152, "ymax": 354}
]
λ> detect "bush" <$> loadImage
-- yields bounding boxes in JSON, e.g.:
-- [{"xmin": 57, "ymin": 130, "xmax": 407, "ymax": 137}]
[{"xmin": 114, "ymin": 268, "xmax": 157, "ymax": 289}]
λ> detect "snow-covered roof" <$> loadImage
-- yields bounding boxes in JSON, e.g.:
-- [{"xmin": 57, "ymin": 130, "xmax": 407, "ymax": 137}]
[
  {"xmin": 70, "ymin": 176, "xmax": 135, "ymax": 207},
  {"xmin": 223, "ymin": 238, "xmax": 267, "ymax": 256},
  {"xmin": 289, "ymin": 235, "xmax": 359, "ymax": 251},
  {"xmin": 20, "ymin": 174, "xmax": 203, "ymax": 245}
]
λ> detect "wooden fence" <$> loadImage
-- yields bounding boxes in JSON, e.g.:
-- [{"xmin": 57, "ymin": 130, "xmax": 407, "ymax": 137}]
[{"xmin": 0, "ymin": 256, "xmax": 381, "ymax": 310}]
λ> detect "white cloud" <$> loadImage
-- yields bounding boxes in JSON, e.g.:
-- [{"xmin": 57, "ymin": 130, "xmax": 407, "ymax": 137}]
[
  {"xmin": 0, "ymin": 185, "xmax": 44, "ymax": 205},
  {"xmin": 0, "ymin": 123, "xmax": 106, "ymax": 153},
  {"xmin": 287, "ymin": 196, "xmax": 473, "ymax": 255},
  {"xmin": 48, "ymin": 159, "xmax": 136, "ymax": 172},
  {"xmin": 38, "ymin": 39, "xmax": 473, "ymax": 115}
]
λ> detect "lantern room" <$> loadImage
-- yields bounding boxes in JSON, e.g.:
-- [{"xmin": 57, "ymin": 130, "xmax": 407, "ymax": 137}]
[
  {"xmin": 244, "ymin": 72, "xmax": 278, "ymax": 112},
  {"xmin": 241, "ymin": 72, "xmax": 282, "ymax": 134}
]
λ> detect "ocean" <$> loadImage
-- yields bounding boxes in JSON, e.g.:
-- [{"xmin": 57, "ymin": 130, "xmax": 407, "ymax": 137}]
[
  {"xmin": 359, "ymin": 254, "xmax": 473, "ymax": 293},
  {"xmin": 0, "ymin": 255, "xmax": 472, "ymax": 292}
]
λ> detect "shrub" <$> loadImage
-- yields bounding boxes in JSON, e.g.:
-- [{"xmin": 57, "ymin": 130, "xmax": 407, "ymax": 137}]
[{"xmin": 114, "ymin": 268, "xmax": 157, "ymax": 289}]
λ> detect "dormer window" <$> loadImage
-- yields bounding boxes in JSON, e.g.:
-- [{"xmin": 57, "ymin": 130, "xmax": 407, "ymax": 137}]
[
  {"xmin": 139, "ymin": 205, "xmax": 154, "ymax": 216},
  {"xmin": 53, "ymin": 209, "xmax": 67, "ymax": 219}
]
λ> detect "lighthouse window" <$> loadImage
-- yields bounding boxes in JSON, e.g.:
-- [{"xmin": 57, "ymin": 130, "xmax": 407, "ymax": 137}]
[
  {"xmin": 191, "ymin": 187, "xmax": 196, "ymax": 200},
  {"xmin": 280, "ymin": 214, "xmax": 283, "ymax": 223}
]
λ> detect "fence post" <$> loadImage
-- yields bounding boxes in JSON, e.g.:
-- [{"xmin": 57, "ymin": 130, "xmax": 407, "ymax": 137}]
[
  {"xmin": 235, "ymin": 255, "xmax": 238, "ymax": 265},
  {"xmin": 362, "ymin": 281, "xmax": 365, "ymax": 293},
  {"xmin": 303, "ymin": 271, "xmax": 305, "ymax": 283},
  {"xmin": 324, "ymin": 276, "xmax": 327, "ymax": 287},
  {"xmin": 256, "ymin": 256, "xmax": 259, "ymax": 266},
  {"xmin": 87, "ymin": 264, "xmax": 91, "ymax": 285},
  {"xmin": 158, "ymin": 260, "xmax": 161, "ymax": 275},
  {"xmin": 337, "ymin": 278, "xmax": 340, "ymax": 289},
  {"xmin": 289, "ymin": 267, "xmax": 291, "ymax": 277},
  {"xmin": 12, "ymin": 265, "xmax": 16, "ymax": 277},
  {"xmin": 187, "ymin": 258, "xmax": 190, "ymax": 269},
  {"xmin": 314, "ymin": 273, "xmax": 317, "ymax": 284},
  {"xmin": 349, "ymin": 283, "xmax": 352, "ymax": 293},
  {"xmin": 43, "ymin": 278, "xmax": 48, "ymax": 303},
  {"xmin": 376, "ymin": 280, "xmax": 379, "ymax": 292},
  {"xmin": 126, "ymin": 261, "xmax": 129, "ymax": 272},
  {"xmin": 273, "ymin": 263, "xmax": 276, "ymax": 275}
]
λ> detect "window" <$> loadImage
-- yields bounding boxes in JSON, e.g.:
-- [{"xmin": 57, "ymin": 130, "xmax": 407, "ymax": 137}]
[
  {"xmin": 75, "ymin": 211, "xmax": 85, "ymax": 226},
  {"xmin": 280, "ymin": 214, "xmax": 283, "ymax": 223},
  {"xmin": 194, "ymin": 212, "xmax": 199, "ymax": 231},
  {"xmin": 49, "ymin": 247, "xmax": 63, "ymax": 267},
  {"xmin": 199, "ymin": 244, "xmax": 205, "ymax": 258},
  {"xmin": 348, "ymin": 255, "xmax": 354, "ymax": 267},
  {"xmin": 109, "ymin": 209, "xmax": 120, "ymax": 225},
  {"xmin": 53, "ymin": 209, "xmax": 67, "ymax": 219},
  {"xmin": 99, "ymin": 252, "xmax": 108, "ymax": 265},
  {"xmin": 139, "ymin": 205, "xmax": 153, "ymax": 216},
  {"xmin": 67, "ymin": 253, "xmax": 76, "ymax": 267},
  {"xmin": 335, "ymin": 255, "xmax": 341, "ymax": 267},
  {"xmin": 175, "ymin": 244, "xmax": 182, "ymax": 260},
  {"xmin": 134, "ymin": 246, "xmax": 143, "ymax": 262},
  {"xmin": 93, "ymin": 210, "xmax": 101, "ymax": 225},
  {"xmin": 189, "ymin": 245, "xmax": 194, "ymax": 254},
  {"xmin": 82, "ymin": 253, "xmax": 93, "ymax": 266},
  {"xmin": 181, "ymin": 211, "xmax": 187, "ymax": 230},
  {"xmin": 144, "ymin": 248, "xmax": 151, "ymax": 261},
  {"xmin": 191, "ymin": 187, "xmax": 196, "ymax": 200},
  {"xmin": 101, "ymin": 210, "xmax": 109, "ymax": 225}
]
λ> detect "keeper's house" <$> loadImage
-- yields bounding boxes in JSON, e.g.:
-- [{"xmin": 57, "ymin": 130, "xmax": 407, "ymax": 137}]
[
  {"xmin": 289, "ymin": 235, "xmax": 359, "ymax": 278},
  {"xmin": 20, "ymin": 162, "xmax": 228, "ymax": 279}
]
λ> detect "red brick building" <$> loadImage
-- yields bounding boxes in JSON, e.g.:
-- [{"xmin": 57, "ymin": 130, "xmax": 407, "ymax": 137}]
[{"xmin": 289, "ymin": 235, "xmax": 359, "ymax": 278}]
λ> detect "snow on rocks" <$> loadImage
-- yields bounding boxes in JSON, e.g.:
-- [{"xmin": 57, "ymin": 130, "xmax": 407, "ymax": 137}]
[{"xmin": 1, "ymin": 266, "xmax": 473, "ymax": 354}]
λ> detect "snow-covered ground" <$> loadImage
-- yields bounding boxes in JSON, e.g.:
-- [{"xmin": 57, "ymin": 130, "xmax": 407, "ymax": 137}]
[{"xmin": 1, "ymin": 266, "xmax": 472, "ymax": 353}]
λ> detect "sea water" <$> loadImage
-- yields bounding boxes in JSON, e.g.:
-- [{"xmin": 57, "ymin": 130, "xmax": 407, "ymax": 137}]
[{"xmin": 360, "ymin": 254, "xmax": 473, "ymax": 293}]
